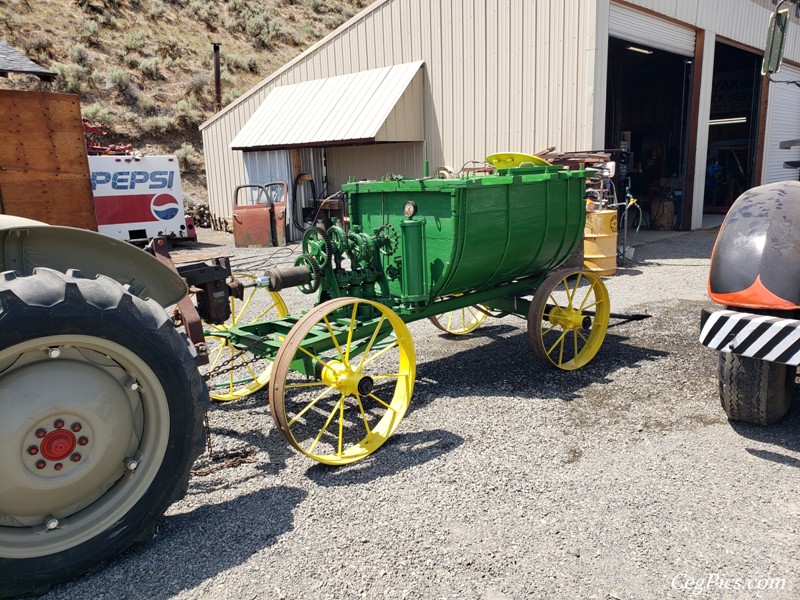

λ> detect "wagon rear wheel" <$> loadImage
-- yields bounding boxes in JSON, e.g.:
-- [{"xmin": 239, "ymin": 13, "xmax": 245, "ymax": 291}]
[
  {"xmin": 528, "ymin": 269, "xmax": 609, "ymax": 370},
  {"xmin": 429, "ymin": 305, "xmax": 490, "ymax": 335},
  {"xmin": 204, "ymin": 273, "xmax": 288, "ymax": 402},
  {"xmin": 0, "ymin": 268, "xmax": 207, "ymax": 597},
  {"xmin": 269, "ymin": 298, "xmax": 415, "ymax": 465}
]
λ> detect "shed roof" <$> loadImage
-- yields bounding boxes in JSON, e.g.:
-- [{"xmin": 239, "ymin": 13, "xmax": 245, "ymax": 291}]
[
  {"xmin": 0, "ymin": 40, "xmax": 55, "ymax": 81},
  {"xmin": 230, "ymin": 60, "xmax": 424, "ymax": 151}
]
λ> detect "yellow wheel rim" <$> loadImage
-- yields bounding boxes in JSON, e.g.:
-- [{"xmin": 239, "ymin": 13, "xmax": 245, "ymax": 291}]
[
  {"xmin": 528, "ymin": 269, "xmax": 609, "ymax": 370},
  {"xmin": 429, "ymin": 305, "xmax": 490, "ymax": 335},
  {"xmin": 203, "ymin": 273, "xmax": 288, "ymax": 401},
  {"xmin": 269, "ymin": 297, "xmax": 415, "ymax": 465}
]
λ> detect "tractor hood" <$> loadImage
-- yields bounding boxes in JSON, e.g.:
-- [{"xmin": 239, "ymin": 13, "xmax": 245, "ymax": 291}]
[{"xmin": 709, "ymin": 181, "xmax": 800, "ymax": 310}]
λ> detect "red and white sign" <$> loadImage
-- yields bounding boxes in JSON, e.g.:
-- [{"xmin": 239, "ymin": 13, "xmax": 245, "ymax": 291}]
[{"xmin": 89, "ymin": 155, "xmax": 190, "ymax": 242}]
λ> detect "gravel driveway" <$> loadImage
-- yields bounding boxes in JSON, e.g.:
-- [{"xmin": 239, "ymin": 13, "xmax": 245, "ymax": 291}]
[{"xmin": 39, "ymin": 227, "xmax": 798, "ymax": 600}]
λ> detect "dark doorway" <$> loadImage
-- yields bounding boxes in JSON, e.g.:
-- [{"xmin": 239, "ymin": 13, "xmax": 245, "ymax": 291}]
[
  {"xmin": 704, "ymin": 42, "xmax": 762, "ymax": 214},
  {"xmin": 605, "ymin": 37, "xmax": 693, "ymax": 230}
]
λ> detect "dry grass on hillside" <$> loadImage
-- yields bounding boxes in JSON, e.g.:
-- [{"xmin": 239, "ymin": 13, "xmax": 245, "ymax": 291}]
[{"xmin": 0, "ymin": 0, "xmax": 373, "ymax": 202}]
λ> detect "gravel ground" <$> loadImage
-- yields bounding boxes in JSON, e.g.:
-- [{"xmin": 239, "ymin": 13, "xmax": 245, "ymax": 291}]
[{"xmin": 38, "ymin": 227, "xmax": 799, "ymax": 600}]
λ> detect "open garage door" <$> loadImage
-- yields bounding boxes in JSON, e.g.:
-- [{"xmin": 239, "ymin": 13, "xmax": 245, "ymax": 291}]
[{"xmin": 609, "ymin": 2, "xmax": 695, "ymax": 57}]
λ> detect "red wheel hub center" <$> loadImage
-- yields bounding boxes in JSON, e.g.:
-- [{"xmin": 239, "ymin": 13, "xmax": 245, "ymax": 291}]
[{"xmin": 40, "ymin": 430, "xmax": 77, "ymax": 461}]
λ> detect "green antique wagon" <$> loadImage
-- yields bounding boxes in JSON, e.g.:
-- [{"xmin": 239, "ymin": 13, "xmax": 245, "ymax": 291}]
[{"xmin": 206, "ymin": 162, "xmax": 610, "ymax": 465}]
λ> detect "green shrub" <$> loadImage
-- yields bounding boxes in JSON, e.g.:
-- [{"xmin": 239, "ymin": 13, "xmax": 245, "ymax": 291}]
[
  {"xmin": 175, "ymin": 142, "xmax": 198, "ymax": 170},
  {"xmin": 139, "ymin": 57, "xmax": 162, "ymax": 80},
  {"xmin": 308, "ymin": 0, "xmax": 325, "ymax": 14},
  {"xmin": 142, "ymin": 115, "xmax": 175, "ymax": 134},
  {"xmin": 137, "ymin": 95, "xmax": 158, "ymax": 115},
  {"xmin": 81, "ymin": 102, "xmax": 112, "ymax": 127},
  {"xmin": 227, "ymin": 52, "xmax": 258, "ymax": 73},
  {"xmin": 222, "ymin": 87, "xmax": 242, "ymax": 106},
  {"xmin": 80, "ymin": 19, "xmax": 100, "ymax": 46},
  {"xmin": 90, "ymin": 69, "xmax": 107, "ymax": 88},
  {"xmin": 173, "ymin": 96, "xmax": 204, "ymax": 126},
  {"xmin": 123, "ymin": 30, "xmax": 147, "ymax": 53},
  {"xmin": 188, "ymin": 0, "xmax": 218, "ymax": 29},
  {"xmin": 323, "ymin": 15, "xmax": 347, "ymax": 29},
  {"xmin": 68, "ymin": 43, "xmax": 91, "ymax": 67},
  {"xmin": 109, "ymin": 66, "xmax": 131, "ymax": 91},
  {"xmin": 157, "ymin": 38, "xmax": 182, "ymax": 59},
  {"xmin": 185, "ymin": 73, "xmax": 209, "ymax": 97},
  {"xmin": 148, "ymin": 0, "xmax": 166, "ymax": 19},
  {"xmin": 123, "ymin": 54, "xmax": 140, "ymax": 68},
  {"xmin": 51, "ymin": 63, "xmax": 88, "ymax": 94}
]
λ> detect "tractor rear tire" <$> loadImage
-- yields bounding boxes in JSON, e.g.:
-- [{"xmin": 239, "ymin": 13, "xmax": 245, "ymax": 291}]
[
  {"xmin": 718, "ymin": 352, "xmax": 795, "ymax": 425},
  {"xmin": 0, "ymin": 268, "xmax": 208, "ymax": 597}
]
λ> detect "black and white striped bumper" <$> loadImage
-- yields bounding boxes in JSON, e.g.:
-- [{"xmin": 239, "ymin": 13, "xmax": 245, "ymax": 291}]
[{"xmin": 700, "ymin": 308, "xmax": 800, "ymax": 366}]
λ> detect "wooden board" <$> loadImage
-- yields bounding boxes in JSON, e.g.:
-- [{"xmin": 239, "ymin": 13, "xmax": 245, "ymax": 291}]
[{"xmin": 0, "ymin": 89, "xmax": 97, "ymax": 230}]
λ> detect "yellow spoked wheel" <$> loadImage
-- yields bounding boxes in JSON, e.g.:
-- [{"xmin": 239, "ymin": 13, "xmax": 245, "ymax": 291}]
[
  {"xmin": 204, "ymin": 273, "xmax": 288, "ymax": 401},
  {"xmin": 269, "ymin": 297, "xmax": 415, "ymax": 465},
  {"xmin": 528, "ymin": 269, "xmax": 609, "ymax": 370},
  {"xmin": 429, "ymin": 305, "xmax": 490, "ymax": 335}
]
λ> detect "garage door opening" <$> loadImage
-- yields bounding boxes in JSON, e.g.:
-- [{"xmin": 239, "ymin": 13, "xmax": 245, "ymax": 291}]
[
  {"xmin": 704, "ymin": 42, "xmax": 763, "ymax": 214},
  {"xmin": 605, "ymin": 36, "xmax": 693, "ymax": 230}
]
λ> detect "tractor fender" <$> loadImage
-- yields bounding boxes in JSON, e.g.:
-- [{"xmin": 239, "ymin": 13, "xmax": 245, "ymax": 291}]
[
  {"xmin": 709, "ymin": 180, "xmax": 800, "ymax": 310},
  {"xmin": 0, "ymin": 216, "xmax": 187, "ymax": 307}
]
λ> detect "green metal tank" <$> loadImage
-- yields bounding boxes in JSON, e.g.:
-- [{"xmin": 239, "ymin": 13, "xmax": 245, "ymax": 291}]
[{"xmin": 342, "ymin": 165, "xmax": 587, "ymax": 304}]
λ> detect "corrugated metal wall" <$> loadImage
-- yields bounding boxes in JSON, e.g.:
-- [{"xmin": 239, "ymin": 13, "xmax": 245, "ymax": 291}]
[
  {"xmin": 202, "ymin": 0, "xmax": 800, "ymax": 222},
  {"xmin": 327, "ymin": 142, "xmax": 424, "ymax": 191},
  {"xmin": 201, "ymin": 0, "xmax": 601, "ymax": 220}
]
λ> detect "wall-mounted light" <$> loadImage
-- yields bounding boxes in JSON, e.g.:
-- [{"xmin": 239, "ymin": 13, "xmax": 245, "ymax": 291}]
[
  {"xmin": 626, "ymin": 45, "xmax": 653, "ymax": 54},
  {"xmin": 709, "ymin": 117, "xmax": 747, "ymax": 125}
]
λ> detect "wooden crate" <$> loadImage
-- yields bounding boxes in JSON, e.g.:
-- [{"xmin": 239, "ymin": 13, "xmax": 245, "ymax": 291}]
[{"xmin": 0, "ymin": 89, "xmax": 97, "ymax": 230}]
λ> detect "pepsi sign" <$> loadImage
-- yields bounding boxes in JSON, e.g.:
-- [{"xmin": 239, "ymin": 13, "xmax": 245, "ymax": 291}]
[
  {"xmin": 88, "ymin": 155, "xmax": 188, "ymax": 243},
  {"xmin": 151, "ymin": 193, "xmax": 181, "ymax": 221},
  {"xmin": 91, "ymin": 170, "xmax": 175, "ymax": 191}
]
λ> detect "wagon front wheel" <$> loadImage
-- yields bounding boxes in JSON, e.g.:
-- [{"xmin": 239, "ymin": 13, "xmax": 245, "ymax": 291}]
[
  {"xmin": 528, "ymin": 269, "xmax": 609, "ymax": 370},
  {"xmin": 269, "ymin": 297, "xmax": 415, "ymax": 465}
]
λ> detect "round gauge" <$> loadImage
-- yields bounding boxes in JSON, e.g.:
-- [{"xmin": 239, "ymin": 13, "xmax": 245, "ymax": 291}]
[{"xmin": 403, "ymin": 201, "xmax": 417, "ymax": 218}]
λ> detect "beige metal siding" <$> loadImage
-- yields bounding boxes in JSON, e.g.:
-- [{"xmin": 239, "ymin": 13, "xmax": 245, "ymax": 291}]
[
  {"xmin": 326, "ymin": 143, "xmax": 424, "ymax": 191},
  {"xmin": 202, "ymin": 0, "xmax": 600, "ymax": 219}
]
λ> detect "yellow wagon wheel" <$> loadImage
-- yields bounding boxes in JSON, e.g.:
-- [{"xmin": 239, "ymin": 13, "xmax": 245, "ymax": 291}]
[
  {"xmin": 429, "ymin": 305, "xmax": 490, "ymax": 335},
  {"xmin": 528, "ymin": 269, "xmax": 609, "ymax": 370},
  {"xmin": 269, "ymin": 297, "xmax": 415, "ymax": 465},
  {"xmin": 204, "ymin": 273, "xmax": 288, "ymax": 401}
]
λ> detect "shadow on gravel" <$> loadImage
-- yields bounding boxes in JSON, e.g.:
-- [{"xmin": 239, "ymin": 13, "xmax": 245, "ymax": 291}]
[
  {"xmin": 412, "ymin": 324, "xmax": 667, "ymax": 406},
  {"xmin": 304, "ymin": 429, "xmax": 464, "ymax": 486},
  {"xmin": 57, "ymin": 486, "xmax": 307, "ymax": 599},
  {"xmin": 186, "ymin": 427, "xmax": 295, "ymax": 497},
  {"xmin": 730, "ymin": 398, "xmax": 800, "ymax": 467}
]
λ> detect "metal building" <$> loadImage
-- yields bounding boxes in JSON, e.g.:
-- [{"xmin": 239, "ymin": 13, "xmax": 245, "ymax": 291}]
[{"xmin": 200, "ymin": 0, "xmax": 800, "ymax": 232}]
